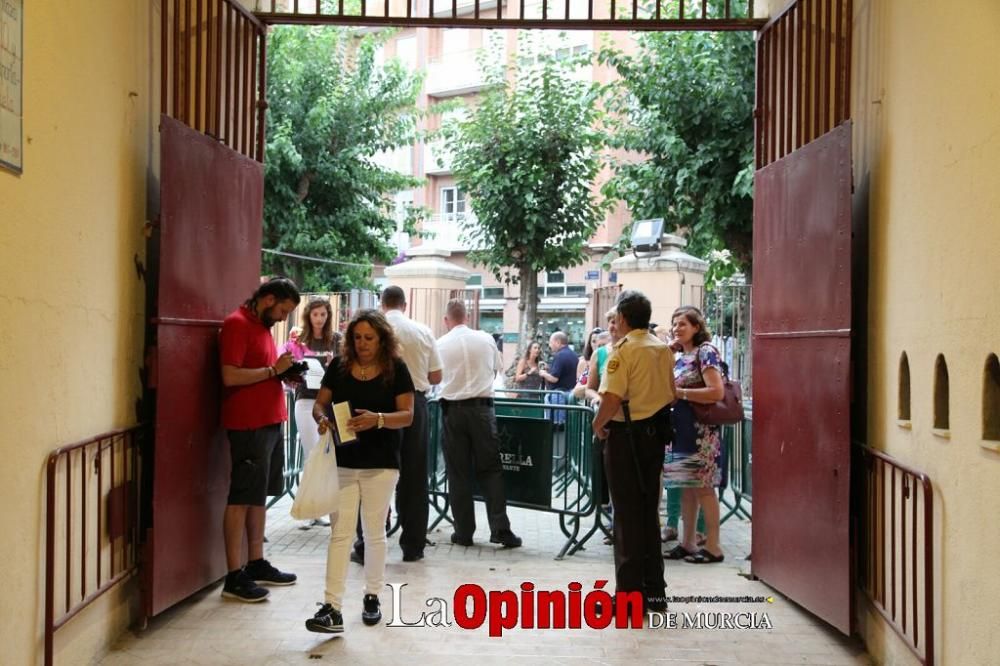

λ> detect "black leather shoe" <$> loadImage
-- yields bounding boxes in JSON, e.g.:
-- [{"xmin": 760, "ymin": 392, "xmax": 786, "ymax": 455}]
[
  {"xmin": 489, "ymin": 530, "xmax": 522, "ymax": 548},
  {"xmin": 450, "ymin": 533, "xmax": 473, "ymax": 547},
  {"xmin": 402, "ymin": 550, "xmax": 424, "ymax": 562},
  {"xmin": 350, "ymin": 549, "xmax": 365, "ymax": 565}
]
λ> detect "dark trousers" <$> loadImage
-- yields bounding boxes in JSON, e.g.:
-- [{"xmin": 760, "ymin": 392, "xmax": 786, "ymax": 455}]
[
  {"xmin": 396, "ymin": 392, "xmax": 429, "ymax": 554},
  {"xmin": 353, "ymin": 393, "xmax": 429, "ymax": 556},
  {"xmin": 442, "ymin": 404, "xmax": 511, "ymax": 539},
  {"xmin": 604, "ymin": 419, "xmax": 667, "ymax": 602}
]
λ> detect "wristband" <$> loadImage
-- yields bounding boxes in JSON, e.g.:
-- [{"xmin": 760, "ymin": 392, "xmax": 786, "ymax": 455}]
[{"xmin": 377, "ymin": 412, "xmax": 385, "ymax": 429}]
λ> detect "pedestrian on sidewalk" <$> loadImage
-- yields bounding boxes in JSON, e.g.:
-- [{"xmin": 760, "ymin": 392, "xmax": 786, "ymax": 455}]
[
  {"xmin": 437, "ymin": 299, "xmax": 522, "ymax": 549},
  {"xmin": 219, "ymin": 277, "xmax": 301, "ymax": 603},
  {"xmin": 306, "ymin": 310, "xmax": 414, "ymax": 634}
]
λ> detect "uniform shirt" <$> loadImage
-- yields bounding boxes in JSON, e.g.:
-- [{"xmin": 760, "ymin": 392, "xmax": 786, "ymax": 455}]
[
  {"xmin": 547, "ymin": 346, "xmax": 579, "ymax": 390},
  {"xmin": 437, "ymin": 324, "xmax": 503, "ymax": 400},
  {"xmin": 219, "ymin": 305, "xmax": 287, "ymax": 430},
  {"xmin": 385, "ymin": 309, "xmax": 442, "ymax": 393},
  {"xmin": 599, "ymin": 328, "xmax": 677, "ymax": 422}
]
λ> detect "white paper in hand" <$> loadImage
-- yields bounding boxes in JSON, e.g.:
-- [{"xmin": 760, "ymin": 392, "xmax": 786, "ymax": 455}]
[
  {"xmin": 302, "ymin": 356, "xmax": 326, "ymax": 390},
  {"xmin": 332, "ymin": 401, "xmax": 357, "ymax": 444}
]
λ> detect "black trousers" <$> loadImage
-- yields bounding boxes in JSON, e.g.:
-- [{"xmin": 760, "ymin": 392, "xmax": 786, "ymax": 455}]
[
  {"xmin": 353, "ymin": 393, "xmax": 429, "ymax": 556},
  {"xmin": 604, "ymin": 417, "xmax": 668, "ymax": 602},
  {"xmin": 442, "ymin": 403, "xmax": 511, "ymax": 538},
  {"xmin": 396, "ymin": 392, "xmax": 429, "ymax": 554}
]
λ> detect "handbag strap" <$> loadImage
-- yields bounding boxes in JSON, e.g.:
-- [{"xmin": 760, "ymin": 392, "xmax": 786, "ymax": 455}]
[{"xmin": 693, "ymin": 342, "xmax": 727, "ymax": 384}]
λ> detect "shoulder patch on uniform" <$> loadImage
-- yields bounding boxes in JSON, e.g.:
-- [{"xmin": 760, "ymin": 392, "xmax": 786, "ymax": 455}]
[{"xmin": 607, "ymin": 358, "xmax": 620, "ymax": 374}]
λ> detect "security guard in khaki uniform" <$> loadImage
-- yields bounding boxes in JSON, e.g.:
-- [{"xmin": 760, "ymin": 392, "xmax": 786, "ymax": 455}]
[{"xmin": 593, "ymin": 290, "xmax": 676, "ymax": 612}]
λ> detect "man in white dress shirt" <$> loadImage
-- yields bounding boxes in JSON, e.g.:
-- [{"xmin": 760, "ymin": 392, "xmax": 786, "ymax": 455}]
[
  {"xmin": 351, "ymin": 286, "xmax": 442, "ymax": 563},
  {"xmin": 382, "ymin": 286, "xmax": 442, "ymax": 561},
  {"xmin": 437, "ymin": 299, "xmax": 521, "ymax": 548}
]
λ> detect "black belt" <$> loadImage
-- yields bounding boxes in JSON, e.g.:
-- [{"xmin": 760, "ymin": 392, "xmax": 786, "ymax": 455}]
[
  {"xmin": 440, "ymin": 397, "xmax": 494, "ymax": 408},
  {"xmin": 608, "ymin": 407, "xmax": 671, "ymax": 431}
]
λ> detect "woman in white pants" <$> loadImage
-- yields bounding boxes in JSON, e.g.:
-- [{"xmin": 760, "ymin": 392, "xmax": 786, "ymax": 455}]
[
  {"xmin": 291, "ymin": 299, "xmax": 340, "ymax": 528},
  {"xmin": 307, "ymin": 310, "xmax": 414, "ymax": 634}
]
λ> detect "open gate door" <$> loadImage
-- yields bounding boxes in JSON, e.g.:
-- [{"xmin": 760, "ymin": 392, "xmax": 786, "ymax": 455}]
[
  {"xmin": 751, "ymin": 122, "xmax": 853, "ymax": 634},
  {"xmin": 145, "ymin": 115, "xmax": 264, "ymax": 616}
]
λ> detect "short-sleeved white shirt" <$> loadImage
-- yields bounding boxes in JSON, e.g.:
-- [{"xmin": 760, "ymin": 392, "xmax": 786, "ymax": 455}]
[
  {"xmin": 437, "ymin": 324, "xmax": 503, "ymax": 400},
  {"xmin": 385, "ymin": 309, "xmax": 442, "ymax": 393}
]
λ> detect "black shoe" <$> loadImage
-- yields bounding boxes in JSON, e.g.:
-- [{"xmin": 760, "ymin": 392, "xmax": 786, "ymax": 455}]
[
  {"xmin": 305, "ymin": 603, "xmax": 344, "ymax": 634},
  {"xmin": 362, "ymin": 594, "xmax": 382, "ymax": 626},
  {"xmin": 451, "ymin": 533, "xmax": 473, "ymax": 547},
  {"xmin": 221, "ymin": 569, "xmax": 269, "ymax": 603},
  {"xmin": 244, "ymin": 558, "xmax": 297, "ymax": 586},
  {"xmin": 489, "ymin": 530, "xmax": 522, "ymax": 548},
  {"xmin": 401, "ymin": 550, "xmax": 424, "ymax": 562},
  {"xmin": 350, "ymin": 549, "xmax": 365, "ymax": 565}
]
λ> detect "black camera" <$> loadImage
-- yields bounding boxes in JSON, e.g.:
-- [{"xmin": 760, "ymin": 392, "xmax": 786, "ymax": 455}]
[{"xmin": 277, "ymin": 361, "xmax": 309, "ymax": 380}]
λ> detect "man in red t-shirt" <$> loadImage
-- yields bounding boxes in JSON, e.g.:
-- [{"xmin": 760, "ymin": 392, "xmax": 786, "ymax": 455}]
[{"xmin": 219, "ymin": 277, "xmax": 301, "ymax": 602}]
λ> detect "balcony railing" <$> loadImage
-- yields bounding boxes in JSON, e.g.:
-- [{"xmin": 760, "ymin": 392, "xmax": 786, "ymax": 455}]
[
  {"xmin": 426, "ymin": 49, "xmax": 490, "ymax": 97},
  {"xmin": 423, "ymin": 140, "xmax": 454, "ymax": 175},
  {"xmin": 421, "ymin": 212, "xmax": 476, "ymax": 251}
]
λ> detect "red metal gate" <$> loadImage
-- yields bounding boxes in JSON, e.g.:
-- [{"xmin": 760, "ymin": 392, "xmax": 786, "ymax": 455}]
[
  {"xmin": 145, "ymin": 115, "xmax": 264, "ymax": 616},
  {"xmin": 751, "ymin": 121, "xmax": 853, "ymax": 634}
]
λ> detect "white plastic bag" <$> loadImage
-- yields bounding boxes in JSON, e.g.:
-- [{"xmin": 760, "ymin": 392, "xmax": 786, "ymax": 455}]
[{"xmin": 290, "ymin": 431, "xmax": 340, "ymax": 520}]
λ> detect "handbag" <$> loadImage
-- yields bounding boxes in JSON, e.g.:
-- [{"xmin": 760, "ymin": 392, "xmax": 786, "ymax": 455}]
[
  {"xmin": 290, "ymin": 431, "xmax": 341, "ymax": 520},
  {"xmin": 690, "ymin": 344, "xmax": 745, "ymax": 426}
]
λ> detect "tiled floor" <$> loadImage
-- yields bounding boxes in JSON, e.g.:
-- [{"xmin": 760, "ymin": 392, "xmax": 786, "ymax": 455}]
[{"xmin": 101, "ymin": 496, "xmax": 871, "ymax": 665}]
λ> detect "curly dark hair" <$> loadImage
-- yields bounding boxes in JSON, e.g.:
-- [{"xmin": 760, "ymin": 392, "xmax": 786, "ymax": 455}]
[
  {"xmin": 671, "ymin": 306, "xmax": 712, "ymax": 346},
  {"xmin": 340, "ymin": 309, "xmax": 400, "ymax": 384}
]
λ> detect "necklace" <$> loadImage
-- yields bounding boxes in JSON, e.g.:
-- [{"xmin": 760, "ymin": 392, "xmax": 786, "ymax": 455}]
[{"xmin": 358, "ymin": 363, "xmax": 374, "ymax": 380}]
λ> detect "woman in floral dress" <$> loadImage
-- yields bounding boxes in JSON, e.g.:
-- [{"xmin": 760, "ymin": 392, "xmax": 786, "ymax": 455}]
[{"xmin": 663, "ymin": 306, "xmax": 726, "ymax": 564}]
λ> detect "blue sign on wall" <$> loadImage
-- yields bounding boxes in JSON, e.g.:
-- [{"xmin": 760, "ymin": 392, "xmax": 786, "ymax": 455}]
[
  {"xmin": 609, "ymin": 271, "xmax": 618, "ymax": 284},
  {"xmin": 585, "ymin": 270, "xmax": 600, "ymax": 280}
]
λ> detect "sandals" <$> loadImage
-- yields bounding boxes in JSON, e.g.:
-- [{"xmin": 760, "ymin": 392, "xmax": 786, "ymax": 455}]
[
  {"xmin": 663, "ymin": 544, "xmax": 696, "ymax": 560},
  {"xmin": 684, "ymin": 548, "xmax": 725, "ymax": 564}
]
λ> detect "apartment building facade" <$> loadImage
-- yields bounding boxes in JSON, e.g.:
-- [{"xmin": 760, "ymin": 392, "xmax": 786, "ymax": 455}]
[{"xmin": 372, "ymin": 12, "xmax": 638, "ymax": 353}]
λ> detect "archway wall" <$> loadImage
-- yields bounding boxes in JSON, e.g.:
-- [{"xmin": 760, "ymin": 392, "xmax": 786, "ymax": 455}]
[{"xmin": 845, "ymin": 1, "xmax": 1000, "ymax": 665}]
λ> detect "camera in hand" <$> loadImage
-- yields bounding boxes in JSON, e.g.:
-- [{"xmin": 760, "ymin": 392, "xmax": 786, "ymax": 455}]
[{"xmin": 277, "ymin": 360, "xmax": 309, "ymax": 380}]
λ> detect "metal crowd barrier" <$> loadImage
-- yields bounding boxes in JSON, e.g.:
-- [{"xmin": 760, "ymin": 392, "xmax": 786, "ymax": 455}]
[
  {"xmin": 267, "ymin": 391, "xmax": 305, "ymax": 509},
  {"xmin": 719, "ymin": 405, "xmax": 752, "ymax": 524},
  {"xmin": 426, "ymin": 392, "xmax": 608, "ymax": 559}
]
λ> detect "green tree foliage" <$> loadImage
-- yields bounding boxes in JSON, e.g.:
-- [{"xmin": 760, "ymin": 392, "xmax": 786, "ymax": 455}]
[
  {"xmin": 263, "ymin": 26, "xmax": 424, "ymax": 291},
  {"xmin": 601, "ymin": 13, "xmax": 755, "ymax": 277},
  {"xmin": 442, "ymin": 37, "xmax": 608, "ymax": 350}
]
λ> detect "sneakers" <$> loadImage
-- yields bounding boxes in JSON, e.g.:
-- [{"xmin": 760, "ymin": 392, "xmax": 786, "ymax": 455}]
[
  {"xmin": 305, "ymin": 603, "xmax": 344, "ymax": 634},
  {"xmin": 489, "ymin": 530, "xmax": 523, "ymax": 548},
  {"xmin": 221, "ymin": 570, "xmax": 269, "ymax": 603},
  {"xmin": 244, "ymin": 558, "xmax": 297, "ymax": 586},
  {"xmin": 362, "ymin": 594, "xmax": 382, "ymax": 626}
]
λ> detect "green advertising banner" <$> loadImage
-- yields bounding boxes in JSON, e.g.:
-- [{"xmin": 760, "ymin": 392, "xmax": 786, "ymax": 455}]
[{"xmin": 475, "ymin": 416, "xmax": 553, "ymax": 508}]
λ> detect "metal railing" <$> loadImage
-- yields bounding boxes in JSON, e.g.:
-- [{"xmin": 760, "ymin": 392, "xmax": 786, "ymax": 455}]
[
  {"xmin": 254, "ymin": 0, "xmax": 766, "ymax": 31},
  {"xmin": 426, "ymin": 392, "xmax": 607, "ymax": 558},
  {"xmin": 162, "ymin": 0, "xmax": 267, "ymax": 161},
  {"xmin": 855, "ymin": 443, "xmax": 934, "ymax": 665},
  {"xmin": 755, "ymin": 0, "xmax": 852, "ymax": 169},
  {"xmin": 719, "ymin": 407, "xmax": 752, "ymax": 523},
  {"xmin": 45, "ymin": 426, "xmax": 143, "ymax": 666}
]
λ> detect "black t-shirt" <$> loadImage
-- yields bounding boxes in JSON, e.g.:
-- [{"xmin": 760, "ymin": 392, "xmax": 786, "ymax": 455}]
[{"xmin": 319, "ymin": 356, "xmax": 414, "ymax": 469}]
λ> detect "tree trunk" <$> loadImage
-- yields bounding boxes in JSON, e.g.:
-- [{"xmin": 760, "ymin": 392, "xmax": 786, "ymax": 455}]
[{"xmin": 516, "ymin": 263, "xmax": 540, "ymax": 360}]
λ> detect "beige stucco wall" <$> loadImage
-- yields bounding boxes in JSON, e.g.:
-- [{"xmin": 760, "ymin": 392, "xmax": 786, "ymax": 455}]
[
  {"xmin": 853, "ymin": 1, "xmax": 1000, "ymax": 664},
  {"xmin": 757, "ymin": 0, "xmax": 1000, "ymax": 663},
  {"xmin": 0, "ymin": 1, "xmax": 155, "ymax": 663}
]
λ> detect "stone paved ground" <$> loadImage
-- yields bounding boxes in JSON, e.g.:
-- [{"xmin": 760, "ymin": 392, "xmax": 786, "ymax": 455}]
[{"xmin": 101, "ymin": 494, "xmax": 871, "ymax": 666}]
